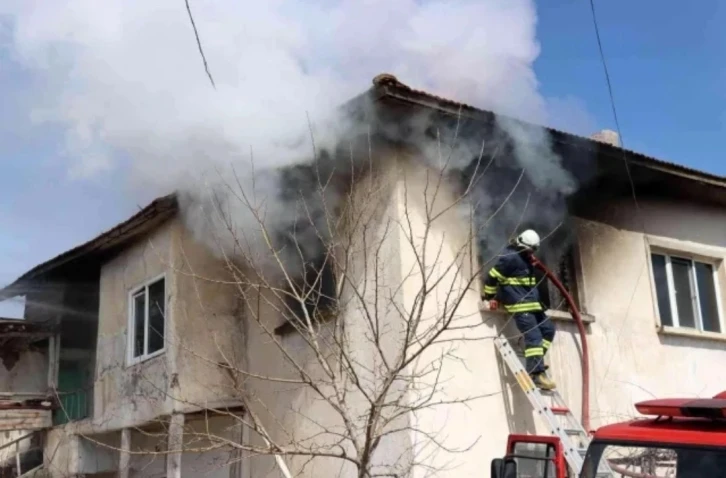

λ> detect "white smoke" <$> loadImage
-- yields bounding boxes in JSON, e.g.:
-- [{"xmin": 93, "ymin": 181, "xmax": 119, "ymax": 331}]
[{"xmin": 1, "ymin": 0, "xmax": 585, "ymax": 278}]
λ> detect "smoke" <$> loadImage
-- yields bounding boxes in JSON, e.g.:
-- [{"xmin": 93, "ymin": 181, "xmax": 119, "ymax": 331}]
[{"xmin": 1, "ymin": 0, "xmax": 585, "ymax": 284}]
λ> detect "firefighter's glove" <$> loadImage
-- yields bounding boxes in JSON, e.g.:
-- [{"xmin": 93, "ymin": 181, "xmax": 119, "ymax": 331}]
[{"xmin": 487, "ymin": 299, "xmax": 499, "ymax": 311}]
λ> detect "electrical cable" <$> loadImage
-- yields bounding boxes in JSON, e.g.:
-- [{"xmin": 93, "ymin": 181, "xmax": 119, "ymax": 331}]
[
  {"xmin": 588, "ymin": 0, "xmax": 645, "ymax": 228},
  {"xmin": 587, "ymin": 0, "xmax": 659, "ymax": 425},
  {"xmin": 184, "ymin": 0, "xmax": 217, "ymax": 90}
]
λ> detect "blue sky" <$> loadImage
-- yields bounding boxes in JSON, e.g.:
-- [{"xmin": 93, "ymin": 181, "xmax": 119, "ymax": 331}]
[
  {"xmin": 0, "ymin": 0, "xmax": 725, "ymax": 317},
  {"xmin": 535, "ymin": 0, "xmax": 726, "ymax": 174}
]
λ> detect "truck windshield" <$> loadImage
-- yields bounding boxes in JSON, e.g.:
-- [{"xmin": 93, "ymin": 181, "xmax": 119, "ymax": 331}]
[{"xmin": 580, "ymin": 442, "xmax": 726, "ymax": 478}]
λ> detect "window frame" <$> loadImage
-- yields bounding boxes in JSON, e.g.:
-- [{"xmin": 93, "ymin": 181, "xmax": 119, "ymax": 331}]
[
  {"xmin": 127, "ymin": 273, "xmax": 168, "ymax": 365},
  {"xmin": 533, "ymin": 239, "xmax": 590, "ymax": 321},
  {"xmin": 649, "ymin": 250, "xmax": 725, "ymax": 334}
]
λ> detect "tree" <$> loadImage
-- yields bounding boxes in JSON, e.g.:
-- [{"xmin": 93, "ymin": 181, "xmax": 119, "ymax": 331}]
[
  {"xmin": 161, "ymin": 135, "xmax": 510, "ymax": 478},
  {"xmin": 56, "ymin": 121, "xmax": 566, "ymax": 478}
]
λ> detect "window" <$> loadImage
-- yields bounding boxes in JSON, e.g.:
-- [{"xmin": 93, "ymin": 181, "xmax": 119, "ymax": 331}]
[
  {"xmin": 510, "ymin": 441, "xmax": 558, "ymax": 477},
  {"xmin": 129, "ymin": 276, "xmax": 166, "ymax": 362},
  {"xmin": 650, "ymin": 253, "xmax": 723, "ymax": 333},
  {"xmin": 475, "ymin": 238, "xmax": 582, "ymax": 314},
  {"xmin": 583, "ymin": 443, "xmax": 726, "ymax": 478},
  {"xmin": 537, "ymin": 244, "xmax": 581, "ymax": 313}
]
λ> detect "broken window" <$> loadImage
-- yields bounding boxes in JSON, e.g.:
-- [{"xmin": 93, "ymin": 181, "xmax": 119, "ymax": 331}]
[
  {"xmin": 282, "ymin": 258, "xmax": 337, "ymax": 331},
  {"xmin": 476, "ymin": 237, "xmax": 581, "ymax": 314},
  {"xmin": 536, "ymin": 244, "xmax": 581, "ymax": 313},
  {"xmin": 650, "ymin": 252, "xmax": 723, "ymax": 333},
  {"xmin": 129, "ymin": 276, "xmax": 166, "ymax": 362}
]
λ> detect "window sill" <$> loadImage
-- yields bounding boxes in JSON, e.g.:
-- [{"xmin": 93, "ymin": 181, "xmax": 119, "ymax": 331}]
[
  {"xmin": 658, "ymin": 326, "xmax": 726, "ymax": 343},
  {"xmin": 274, "ymin": 311, "xmax": 338, "ymax": 337},
  {"xmin": 127, "ymin": 348, "xmax": 165, "ymax": 368},
  {"xmin": 274, "ymin": 321, "xmax": 297, "ymax": 336},
  {"xmin": 479, "ymin": 304, "xmax": 595, "ymax": 324},
  {"xmin": 547, "ymin": 309, "xmax": 596, "ymax": 324}
]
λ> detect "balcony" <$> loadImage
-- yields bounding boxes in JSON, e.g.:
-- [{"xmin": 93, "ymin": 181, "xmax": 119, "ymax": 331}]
[{"xmin": 0, "ymin": 320, "xmax": 55, "ymax": 433}]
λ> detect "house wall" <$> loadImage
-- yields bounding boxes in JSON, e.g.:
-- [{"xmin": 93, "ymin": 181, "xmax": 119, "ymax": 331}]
[
  {"xmin": 338, "ymin": 167, "xmax": 726, "ymax": 474},
  {"xmin": 39, "ymin": 161, "xmax": 726, "ymax": 477},
  {"xmin": 236, "ymin": 162, "xmax": 399, "ymax": 477},
  {"xmin": 90, "ymin": 216, "xmax": 246, "ymax": 433},
  {"xmin": 92, "ymin": 220, "xmax": 176, "ymax": 430},
  {"xmin": 0, "ymin": 349, "xmax": 47, "ymax": 397},
  {"xmin": 236, "ymin": 155, "xmax": 410, "ymax": 478},
  {"xmin": 169, "ymin": 221, "xmax": 243, "ymax": 411},
  {"xmin": 398, "ymin": 190, "xmax": 726, "ymax": 475},
  {"xmin": 44, "ymin": 427, "xmax": 80, "ymax": 477},
  {"xmin": 157, "ymin": 152, "xmax": 543, "ymax": 478},
  {"xmin": 233, "ymin": 152, "xmax": 525, "ymax": 478},
  {"xmin": 552, "ymin": 197, "xmax": 726, "ymax": 428},
  {"xmin": 389, "ymin": 160, "xmax": 519, "ymax": 477},
  {"xmin": 126, "ymin": 415, "xmax": 243, "ymax": 478}
]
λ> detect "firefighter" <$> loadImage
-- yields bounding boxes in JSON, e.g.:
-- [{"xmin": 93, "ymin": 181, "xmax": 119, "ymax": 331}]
[{"xmin": 481, "ymin": 229, "xmax": 556, "ymax": 390}]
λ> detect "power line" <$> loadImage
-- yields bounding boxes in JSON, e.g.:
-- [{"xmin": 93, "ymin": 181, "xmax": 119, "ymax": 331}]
[
  {"xmin": 184, "ymin": 0, "xmax": 217, "ymax": 90},
  {"xmin": 588, "ymin": 0, "xmax": 654, "ymax": 399},
  {"xmin": 587, "ymin": 0, "xmax": 644, "ymax": 227}
]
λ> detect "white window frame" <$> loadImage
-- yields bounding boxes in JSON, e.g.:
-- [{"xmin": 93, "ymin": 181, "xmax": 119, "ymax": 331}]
[
  {"xmin": 650, "ymin": 252, "xmax": 725, "ymax": 334},
  {"xmin": 127, "ymin": 273, "xmax": 167, "ymax": 365}
]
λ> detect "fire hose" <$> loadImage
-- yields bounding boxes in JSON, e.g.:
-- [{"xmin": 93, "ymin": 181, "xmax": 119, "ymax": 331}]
[
  {"xmin": 531, "ymin": 255, "xmax": 591, "ymax": 433},
  {"xmin": 533, "ymin": 257, "xmax": 659, "ymax": 478}
]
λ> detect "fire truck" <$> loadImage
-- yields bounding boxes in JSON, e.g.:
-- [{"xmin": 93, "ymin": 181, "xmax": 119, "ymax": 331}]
[
  {"xmin": 490, "ymin": 392, "xmax": 726, "ymax": 477},
  {"xmin": 487, "ymin": 257, "xmax": 726, "ymax": 477}
]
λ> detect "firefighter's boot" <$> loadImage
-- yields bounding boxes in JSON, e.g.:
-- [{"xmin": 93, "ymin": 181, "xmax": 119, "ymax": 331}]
[{"xmin": 533, "ymin": 373, "xmax": 556, "ymax": 390}]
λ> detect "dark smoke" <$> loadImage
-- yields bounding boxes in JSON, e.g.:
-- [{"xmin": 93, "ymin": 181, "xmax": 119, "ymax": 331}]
[{"xmin": 181, "ymin": 99, "xmax": 584, "ymax": 325}]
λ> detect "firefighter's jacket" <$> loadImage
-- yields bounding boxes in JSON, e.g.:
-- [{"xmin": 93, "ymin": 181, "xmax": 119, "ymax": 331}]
[{"xmin": 482, "ymin": 246, "xmax": 543, "ymax": 313}]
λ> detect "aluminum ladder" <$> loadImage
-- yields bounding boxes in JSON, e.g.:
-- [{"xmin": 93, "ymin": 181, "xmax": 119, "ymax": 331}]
[{"xmin": 494, "ymin": 334, "xmax": 612, "ymax": 477}]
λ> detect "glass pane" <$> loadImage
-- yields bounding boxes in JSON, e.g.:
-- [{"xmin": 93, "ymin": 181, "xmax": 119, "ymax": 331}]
[
  {"xmin": 133, "ymin": 292, "xmax": 146, "ymax": 358},
  {"xmin": 650, "ymin": 254, "xmax": 673, "ymax": 326},
  {"xmin": 593, "ymin": 445, "xmax": 677, "ymax": 477},
  {"xmin": 671, "ymin": 257, "xmax": 696, "ymax": 328},
  {"xmin": 511, "ymin": 442, "xmax": 556, "ymax": 477},
  {"xmin": 147, "ymin": 279, "xmax": 166, "ymax": 353},
  {"xmin": 695, "ymin": 262, "xmax": 720, "ymax": 333},
  {"xmin": 584, "ymin": 443, "xmax": 726, "ymax": 478}
]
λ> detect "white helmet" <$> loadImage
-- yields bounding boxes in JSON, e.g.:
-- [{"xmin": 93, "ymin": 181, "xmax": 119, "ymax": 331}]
[{"xmin": 515, "ymin": 229, "xmax": 540, "ymax": 251}]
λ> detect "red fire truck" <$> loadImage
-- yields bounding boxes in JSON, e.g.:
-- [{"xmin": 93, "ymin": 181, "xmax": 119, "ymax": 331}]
[{"xmin": 490, "ymin": 392, "xmax": 726, "ymax": 477}]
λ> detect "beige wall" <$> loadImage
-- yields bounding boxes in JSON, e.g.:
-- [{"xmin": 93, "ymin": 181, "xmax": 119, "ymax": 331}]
[
  {"xmin": 392, "ymin": 189, "xmax": 726, "ymax": 474},
  {"xmin": 237, "ymin": 154, "xmax": 523, "ymax": 478},
  {"xmin": 92, "ymin": 220, "xmax": 175, "ymax": 430},
  {"xmin": 321, "ymin": 169, "xmax": 726, "ymax": 475},
  {"xmin": 44, "ymin": 162, "xmax": 726, "ymax": 477},
  {"xmin": 237, "ymin": 159, "xmax": 406, "ymax": 478},
  {"xmin": 390, "ymin": 160, "xmax": 517, "ymax": 477},
  {"xmin": 0, "ymin": 349, "xmax": 48, "ymax": 397},
  {"xmin": 554, "ymin": 197, "xmax": 726, "ymax": 428},
  {"xmin": 170, "ymin": 222, "xmax": 243, "ymax": 411},
  {"xmin": 90, "ymin": 217, "xmax": 245, "ymax": 431}
]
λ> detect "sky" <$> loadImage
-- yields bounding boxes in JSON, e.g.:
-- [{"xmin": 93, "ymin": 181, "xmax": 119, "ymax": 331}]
[{"xmin": 0, "ymin": 0, "xmax": 725, "ymax": 318}]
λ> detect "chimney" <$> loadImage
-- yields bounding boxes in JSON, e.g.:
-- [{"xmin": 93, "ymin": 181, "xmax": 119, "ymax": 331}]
[{"xmin": 590, "ymin": 129, "xmax": 620, "ymax": 147}]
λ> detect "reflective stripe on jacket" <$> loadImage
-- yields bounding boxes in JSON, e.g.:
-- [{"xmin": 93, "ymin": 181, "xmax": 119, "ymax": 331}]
[{"xmin": 482, "ymin": 245, "xmax": 543, "ymax": 313}]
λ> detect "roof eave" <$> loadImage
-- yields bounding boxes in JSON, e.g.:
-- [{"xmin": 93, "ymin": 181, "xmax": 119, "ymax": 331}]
[
  {"xmin": 369, "ymin": 74, "xmax": 726, "ymax": 190},
  {"xmin": 0, "ymin": 193, "xmax": 179, "ymax": 298}
]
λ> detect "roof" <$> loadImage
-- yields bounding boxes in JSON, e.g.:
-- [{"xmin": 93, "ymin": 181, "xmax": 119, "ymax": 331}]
[
  {"xmin": 594, "ymin": 395, "xmax": 726, "ymax": 447},
  {"xmin": 1, "ymin": 194, "xmax": 178, "ymax": 295},
  {"xmin": 593, "ymin": 417, "xmax": 726, "ymax": 448},
  {"xmin": 368, "ymin": 73, "xmax": 726, "ymax": 189},
  {"xmin": 4, "ymin": 74, "xmax": 726, "ymax": 289},
  {"xmin": 0, "ymin": 319, "xmax": 55, "ymax": 337}
]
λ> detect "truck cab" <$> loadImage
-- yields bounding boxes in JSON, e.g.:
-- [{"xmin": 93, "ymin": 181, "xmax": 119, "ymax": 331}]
[{"xmin": 491, "ymin": 392, "xmax": 726, "ymax": 477}]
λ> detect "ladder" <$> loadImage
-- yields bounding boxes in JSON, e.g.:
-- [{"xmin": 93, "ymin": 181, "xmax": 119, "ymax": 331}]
[{"xmin": 494, "ymin": 334, "xmax": 613, "ymax": 477}]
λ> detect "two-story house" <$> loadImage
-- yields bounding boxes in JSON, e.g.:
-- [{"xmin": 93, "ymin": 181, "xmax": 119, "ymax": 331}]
[{"xmin": 1, "ymin": 74, "xmax": 725, "ymax": 478}]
